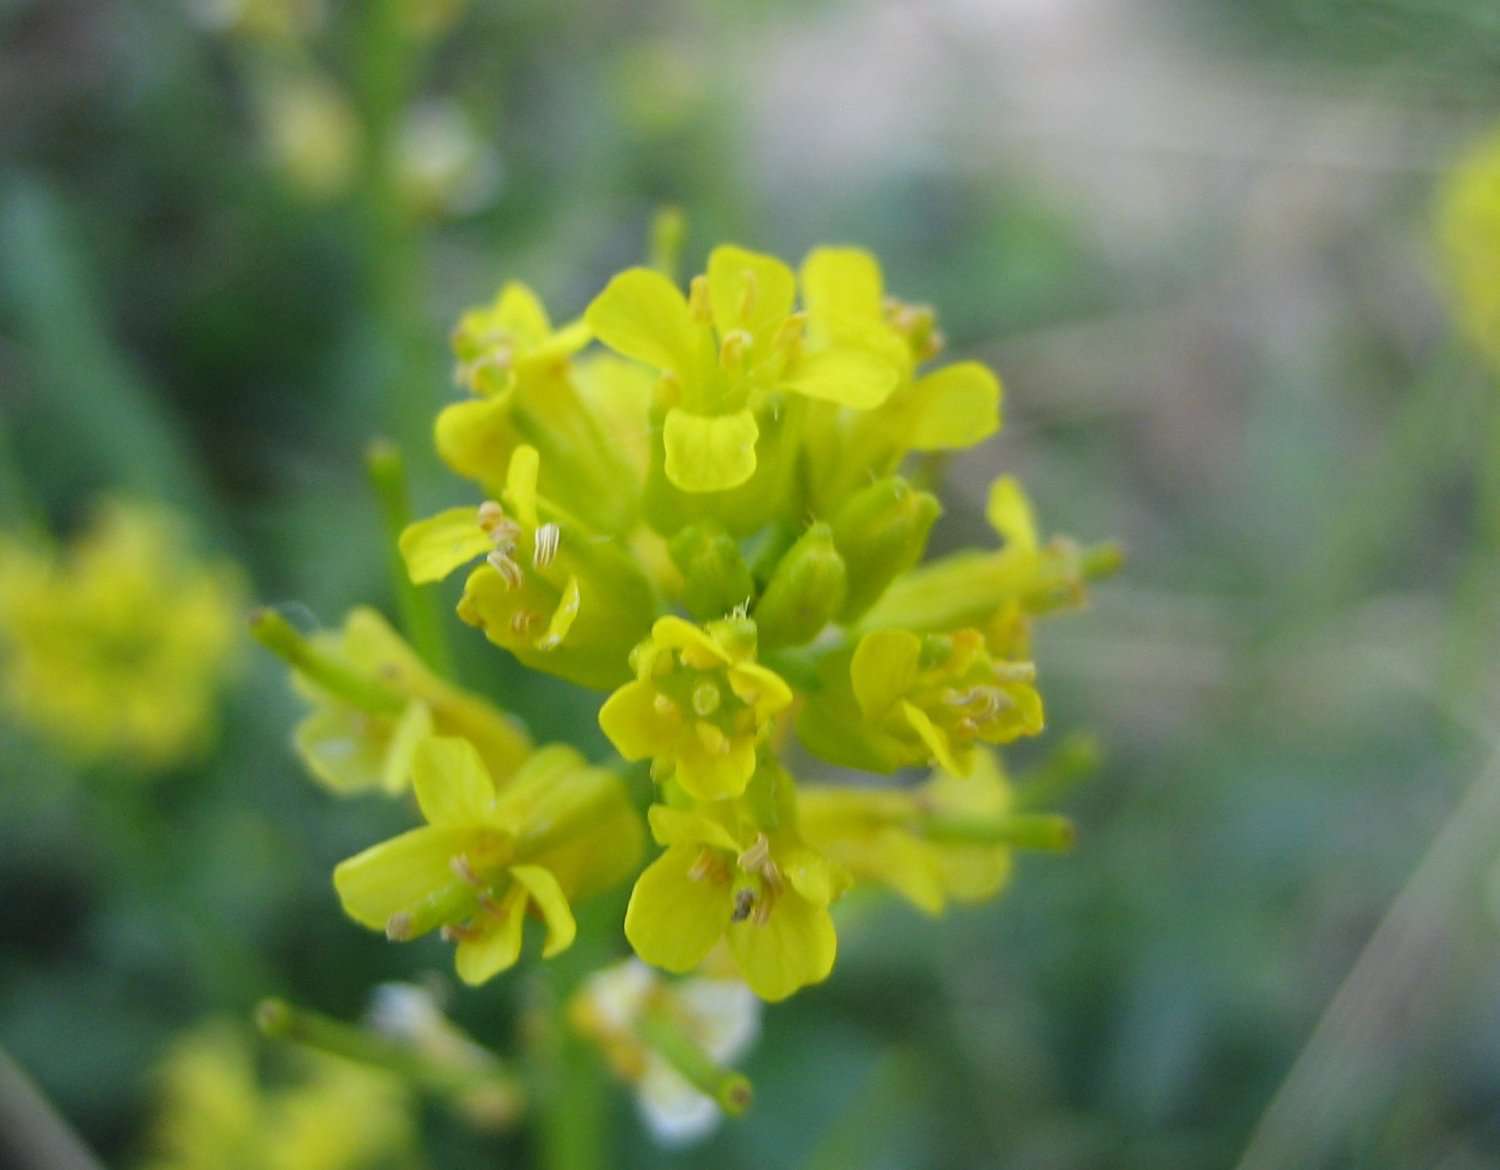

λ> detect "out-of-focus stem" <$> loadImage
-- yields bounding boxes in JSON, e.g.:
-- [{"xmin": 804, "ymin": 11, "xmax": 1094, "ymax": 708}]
[
  {"xmin": 635, "ymin": 1004, "xmax": 753, "ymax": 1116},
  {"xmin": 365, "ymin": 438, "xmax": 454, "ymax": 675},
  {"xmin": 1011, "ymin": 731, "xmax": 1101, "ymax": 811},
  {"xmin": 919, "ymin": 812, "xmax": 1076, "ymax": 852},
  {"xmin": 247, "ymin": 608, "xmax": 405, "ymax": 713},
  {"xmin": 255, "ymin": 998, "xmax": 525, "ymax": 1118}
]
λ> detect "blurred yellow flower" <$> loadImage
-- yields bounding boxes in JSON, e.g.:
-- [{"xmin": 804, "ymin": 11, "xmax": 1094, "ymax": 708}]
[
  {"xmin": 143, "ymin": 1020, "xmax": 415, "ymax": 1170},
  {"xmin": 799, "ymin": 751, "xmax": 1026, "ymax": 915},
  {"xmin": 0, "ymin": 499, "xmax": 242, "ymax": 771},
  {"xmin": 288, "ymin": 606, "xmax": 530, "ymax": 797},
  {"xmin": 1438, "ymin": 127, "xmax": 1500, "ymax": 370}
]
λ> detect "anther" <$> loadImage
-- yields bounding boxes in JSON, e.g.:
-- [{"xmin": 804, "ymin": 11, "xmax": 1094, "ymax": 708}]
[
  {"xmin": 450, "ymin": 855, "xmax": 480, "ymax": 886},
  {"xmin": 731, "ymin": 888, "xmax": 755, "ymax": 922},
  {"xmin": 719, "ymin": 329, "xmax": 752, "ymax": 369},
  {"xmin": 653, "ymin": 693, "xmax": 678, "ymax": 717},
  {"xmin": 688, "ymin": 848, "xmax": 716, "ymax": 883},
  {"xmin": 486, "ymin": 550, "xmax": 525, "ymax": 589},
  {"xmin": 736, "ymin": 269, "xmax": 758, "ymax": 321},
  {"xmin": 385, "ymin": 912, "xmax": 414, "ymax": 942},
  {"xmin": 440, "ymin": 922, "xmax": 483, "ymax": 943},
  {"xmin": 511, "ymin": 610, "xmax": 539, "ymax": 635},
  {"xmin": 477, "ymin": 500, "xmax": 506, "ymax": 533},
  {"xmin": 738, "ymin": 833, "xmax": 771, "ymax": 873},
  {"xmin": 991, "ymin": 661, "xmax": 1036, "ymax": 684},
  {"xmin": 533, "ymin": 522, "xmax": 560, "ymax": 568}
]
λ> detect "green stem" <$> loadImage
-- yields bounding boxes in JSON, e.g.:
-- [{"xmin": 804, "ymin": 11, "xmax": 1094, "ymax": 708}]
[
  {"xmin": 636, "ymin": 1004, "xmax": 753, "ymax": 1116},
  {"xmin": 365, "ymin": 438, "xmax": 454, "ymax": 675},
  {"xmin": 247, "ymin": 608, "xmax": 406, "ymax": 713},
  {"xmin": 255, "ymin": 999, "xmax": 525, "ymax": 1116}
]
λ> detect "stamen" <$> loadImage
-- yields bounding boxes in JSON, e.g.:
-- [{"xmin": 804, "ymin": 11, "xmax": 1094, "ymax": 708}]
[
  {"xmin": 440, "ymin": 922, "xmax": 483, "ymax": 943},
  {"xmin": 385, "ymin": 912, "xmax": 413, "ymax": 941},
  {"xmin": 738, "ymin": 833, "xmax": 771, "ymax": 873},
  {"xmin": 486, "ymin": 550, "xmax": 525, "ymax": 589},
  {"xmin": 533, "ymin": 523, "xmax": 560, "ymax": 568},
  {"xmin": 736, "ymin": 268, "xmax": 758, "ymax": 321},
  {"xmin": 477, "ymin": 500, "xmax": 506, "ymax": 533},
  {"xmin": 653, "ymin": 693, "xmax": 678, "ymax": 717},
  {"xmin": 719, "ymin": 329, "xmax": 752, "ymax": 368},
  {"xmin": 731, "ymin": 888, "xmax": 755, "ymax": 922},
  {"xmin": 511, "ymin": 610, "xmax": 539, "ymax": 635},
  {"xmin": 450, "ymin": 855, "xmax": 480, "ymax": 886},
  {"xmin": 688, "ymin": 274, "xmax": 712, "ymax": 322}
]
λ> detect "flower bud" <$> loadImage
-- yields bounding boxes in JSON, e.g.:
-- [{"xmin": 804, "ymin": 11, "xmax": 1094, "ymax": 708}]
[
  {"xmin": 752, "ymin": 523, "xmax": 847, "ymax": 648},
  {"xmin": 830, "ymin": 476, "xmax": 941, "ymax": 620},
  {"xmin": 669, "ymin": 523, "xmax": 755, "ymax": 620}
]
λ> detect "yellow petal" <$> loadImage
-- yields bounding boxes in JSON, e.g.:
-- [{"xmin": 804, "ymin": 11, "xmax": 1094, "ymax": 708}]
[
  {"xmin": 727, "ymin": 892, "xmax": 836, "ymax": 1002},
  {"xmin": 598, "ymin": 679, "xmax": 677, "ymax": 761},
  {"xmin": 908, "ymin": 362, "xmax": 1002, "ymax": 450},
  {"xmin": 646, "ymin": 804, "xmax": 743, "ymax": 852},
  {"xmin": 434, "ymin": 396, "xmax": 517, "ymax": 488},
  {"xmin": 901, "ymin": 700, "xmax": 968, "ymax": 776},
  {"xmin": 850, "ymin": 629, "xmax": 921, "ymax": 720},
  {"xmin": 662, "ymin": 408, "xmax": 758, "ymax": 492},
  {"xmin": 509, "ymin": 864, "xmax": 577, "ymax": 958},
  {"xmin": 985, "ymin": 476, "xmax": 1038, "ymax": 554},
  {"xmin": 799, "ymin": 246, "xmax": 884, "ymax": 327},
  {"xmin": 455, "ymin": 885, "xmax": 527, "ymax": 985},
  {"xmin": 727, "ymin": 662, "xmax": 794, "ymax": 719},
  {"xmin": 653, "ymin": 614, "xmax": 732, "ymax": 664},
  {"xmin": 293, "ymin": 706, "xmax": 390, "ymax": 796},
  {"xmin": 333, "ymin": 826, "xmax": 473, "ymax": 930},
  {"xmin": 399, "ymin": 507, "xmax": 493, "ymax": 584},
  {"xmin": 782, "ymin": 346, "xmax": 898, "ymax": 409},
  {"xmin": 585, "ymin": 267, "xmax": 698, "ymax": 375},
  {"xmin": 411, "ymin": 735, "xmax": 496, "ymax": 826},
  {"xmin": 625, "ymin": 845, "xmax": 732, "ymax": 973},
  {"xmin": 494, "ymin": 281, "xmax": 552, "ymax": 344},
  {"xmin": 707, "ymin": 245, "xmax": 795, "ymax": 337},
  {"xmin": 776, "ymin": 844, "xmax": 841, "ymax": 908},
  {"xmin": 673, "ymin": 733, "xmax": 757, "ymax": 802},
  {"xmin": 380, "ymin": 700, "xmax": 434, "ymax": 795},
  {"xmin": 505, "ymin": 445, "xmax": 541, "ymax": 529}
]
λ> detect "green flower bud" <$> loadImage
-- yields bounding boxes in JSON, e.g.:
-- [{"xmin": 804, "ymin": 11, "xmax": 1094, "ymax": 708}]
[
  {"xmin": 669, "ymin": 522, "xmax": 755, "ymax": 620},
  {"xmin": 830, "ymin": 476, "xmax": 941, "ymax": 621},
  {"xmin": 753, "ymin": 523, "xmax": 847, "ymax": 648}
]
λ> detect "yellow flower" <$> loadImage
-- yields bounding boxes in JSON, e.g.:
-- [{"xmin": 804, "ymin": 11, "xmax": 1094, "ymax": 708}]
[
  {"xmin": 860, "ymin": 475, "xmax": 1122, "ymax": 656},
  {"xmin": 624, "ymin": 793, "xmax": 845, "ymax": 1002},
  {"xmin": 143, "ymin": 1021, "xmax": 415, "ymax": 1170},
  {"xmin": 400, "ymin": 445, "xmax": 657, "ymax": 689},
  {"xmin": 799, "ymin": 247, "xmax": 1002, "ymax": 510},
  {"xmin": 333, "ymin": 736, "xmax": 642, "ymax": 985},
  {"xmin": 799, "ymin": 751, "xmax": 1035, "ymax": 915},
  {"xmin": 598, "ymin": 615, "xmax": 791, "ymax": 800},
  {"xmin": 288, "ymin": 606, "xmax": 530, "ymax": 797},
  {"xmin": 440, "ymin": 285, "xmax": 642, "ymax": 535},
  {"xmin": 0, "ymin": 500, "xmax": 241, "ymax": 771},
  {"xmin": 799, "ymin": 627, "xmax": 1043, "ymax": 776},
  {"xmin": 571, "ymin": 958, "xmax": 759, "ymax": 1145},
  {"xmin": 585, "ymin": 245, "xmax": 899, "ymax": 494},
  {"xmin": 1438, "ymin": 127, "xmax": 1500, "ymax": 370}
]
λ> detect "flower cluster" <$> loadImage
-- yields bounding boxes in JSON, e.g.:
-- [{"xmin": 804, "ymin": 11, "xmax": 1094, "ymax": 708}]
[
  {"xmin": 263, "ymin": 238, "xmax": 1115, "ymax": 1130},
  {"xmin": 0, "ymin": 499, "xmax": 242, "ymax": 770}
]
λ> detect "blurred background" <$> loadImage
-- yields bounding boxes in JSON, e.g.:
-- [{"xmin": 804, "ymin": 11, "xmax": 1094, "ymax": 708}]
[{"xmin": 5, "ymin": 0, "xmax": 1500, "ymax": 1167}]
